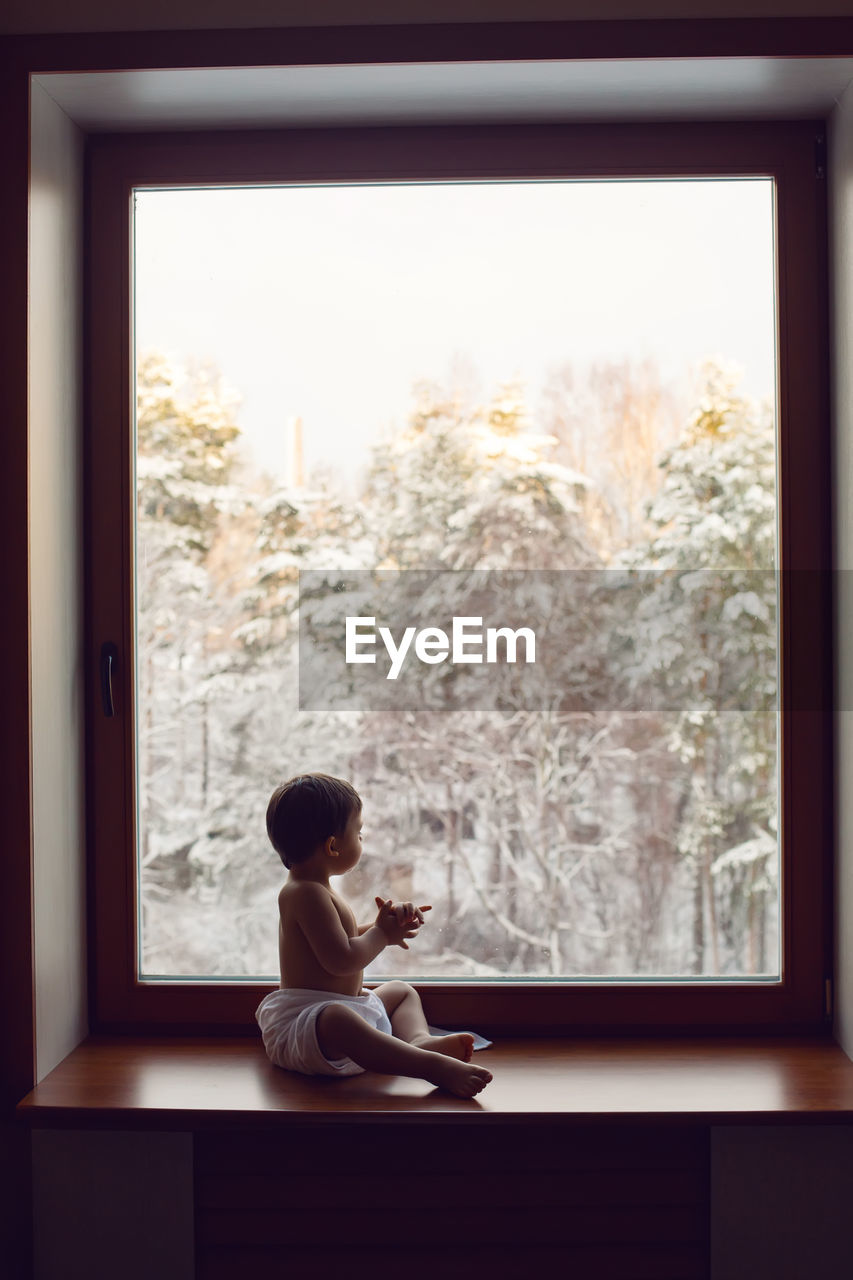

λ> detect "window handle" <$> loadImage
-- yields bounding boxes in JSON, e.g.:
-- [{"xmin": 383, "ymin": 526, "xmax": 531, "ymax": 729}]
[{"xmin": 100, "ymin": 642, "xmax": 118, "ymax": 717}]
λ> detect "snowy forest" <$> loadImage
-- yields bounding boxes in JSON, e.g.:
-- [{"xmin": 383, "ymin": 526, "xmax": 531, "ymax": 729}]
[{"xmin": 136, "ymin": 352, "xmax": 779, "ymax": 982}]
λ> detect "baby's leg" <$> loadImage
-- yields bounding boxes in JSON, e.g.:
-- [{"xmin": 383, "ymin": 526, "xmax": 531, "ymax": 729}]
[
  {"xmin": 315, "ymin": 1004, "xmax": 491, "ymax": 1099},
  {"xmin": 373, "ymin": 980, "xmax": 476, "ymax": 1064}
]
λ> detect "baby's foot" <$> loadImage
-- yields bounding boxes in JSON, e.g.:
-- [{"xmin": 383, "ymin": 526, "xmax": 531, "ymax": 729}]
[
  {"xmin": 411, "ymin": 1032, "xmax": 475, "ymax": 1063},
  {"xmin": 424, "ymin": 1054, "xmax": 493, "ymax": 1099}
]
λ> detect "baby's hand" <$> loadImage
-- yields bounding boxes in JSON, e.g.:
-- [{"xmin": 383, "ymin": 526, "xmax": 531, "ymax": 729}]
[
  {"xmin": 374, "ymin": 897, "xmax": 432, "ymax": 949},
  {"xmin": 394, "ymin": 901, "xmax": 431, "ymax": 929}
]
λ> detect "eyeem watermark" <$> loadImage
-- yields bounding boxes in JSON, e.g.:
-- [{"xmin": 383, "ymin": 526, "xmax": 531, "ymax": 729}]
[
  {"xmin": 298, "ymin": 568, "xmax": 780, "ymax": 713},
  {"xmin": 346, "ymin": 615, "xmax": 536, "ymax": 680}
]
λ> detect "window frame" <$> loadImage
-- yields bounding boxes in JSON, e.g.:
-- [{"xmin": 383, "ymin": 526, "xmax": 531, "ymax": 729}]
[{"xmin": 86, "ymin": 120, "xmax": 831, "ymax": 1035}]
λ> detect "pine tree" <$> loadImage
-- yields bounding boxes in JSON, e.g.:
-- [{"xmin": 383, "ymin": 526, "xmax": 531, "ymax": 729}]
[{"xmin": 616, "ymin": 362, "xmax": 778, "ymax": 975}]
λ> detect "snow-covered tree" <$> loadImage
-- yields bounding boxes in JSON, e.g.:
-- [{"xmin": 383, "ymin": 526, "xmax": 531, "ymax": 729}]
[
  {"xmin": 366, "ymin": 380, "xmax": 596, "ymax": 571},
  {"xmin": 337, "ymin": 382, "xmax": 652, "ymax": 977},
  {"xmin": 135, "ymin": 354, "xmax": 248, "ymax": 967},
  {"xmin": 615, "ymin": 362, "xmax": 778, "ymax": 974},
  {"xmin": 541, "ymin": 357, "xmax": 683, "ymax": 559}
]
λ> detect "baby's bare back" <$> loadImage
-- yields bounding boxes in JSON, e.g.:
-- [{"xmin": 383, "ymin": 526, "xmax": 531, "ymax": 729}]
[{"xmin": 277, "ymin": 881, "xmax": 364, "ymax": 996}]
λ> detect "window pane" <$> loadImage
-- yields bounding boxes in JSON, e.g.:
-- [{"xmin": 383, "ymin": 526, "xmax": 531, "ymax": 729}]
[{"xmin": 133, "ymin": 179, "xmax": 779, "ymax": 982}]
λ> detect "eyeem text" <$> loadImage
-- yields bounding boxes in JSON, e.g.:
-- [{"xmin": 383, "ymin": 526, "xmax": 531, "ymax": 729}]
[{"xmin": 345, "ymin": 616, "xmax": 537, "ymax": 680}]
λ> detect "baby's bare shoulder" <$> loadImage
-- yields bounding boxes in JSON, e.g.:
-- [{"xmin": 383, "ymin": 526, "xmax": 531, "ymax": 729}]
[{"xmin": 278, "ymin": 880, "xmax": 331, "ymax": 916}]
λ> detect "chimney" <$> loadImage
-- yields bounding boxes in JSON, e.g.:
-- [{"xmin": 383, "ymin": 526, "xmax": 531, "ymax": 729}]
[{"xmin": 287, "ymin": 415, "xmax": 305, "ymax": 488}]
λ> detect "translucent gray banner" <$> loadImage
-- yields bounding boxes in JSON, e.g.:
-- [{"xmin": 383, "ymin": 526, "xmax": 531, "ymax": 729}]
[{"xmin": 294, "ymin": 568, "xmax": 811, "ymax": 713}]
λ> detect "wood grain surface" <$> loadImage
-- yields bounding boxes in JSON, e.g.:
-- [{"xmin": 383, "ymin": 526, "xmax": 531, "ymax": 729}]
[{"xmin": 17, "ymin": 1035, "xmax": 853, "ymax": 1129}]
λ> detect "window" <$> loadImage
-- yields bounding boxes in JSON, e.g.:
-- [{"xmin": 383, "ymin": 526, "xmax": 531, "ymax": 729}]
[{"xmin": 87, "ymin": 123, "xmax": 830, "ymax": 1032}]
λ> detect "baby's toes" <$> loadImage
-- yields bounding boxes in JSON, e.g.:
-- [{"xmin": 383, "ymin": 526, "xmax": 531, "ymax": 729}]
[{"xmin": 464, "ymin": 1066, "xmax": 492, "ymax": 1097}]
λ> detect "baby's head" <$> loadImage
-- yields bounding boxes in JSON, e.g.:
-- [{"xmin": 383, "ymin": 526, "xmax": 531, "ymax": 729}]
[{"xmin": 266, "ymin": 773, "xmax": 362, "ymax": 869}]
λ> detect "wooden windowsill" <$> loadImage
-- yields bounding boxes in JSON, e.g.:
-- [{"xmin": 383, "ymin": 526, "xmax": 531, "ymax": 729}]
[{"xmin": 15, "ymin": 1034, "xmax": 853, "ymax": 1130}]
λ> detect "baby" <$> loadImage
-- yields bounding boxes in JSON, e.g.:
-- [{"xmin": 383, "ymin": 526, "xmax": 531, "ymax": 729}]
[{"xmin": 255, "ymin": 773, "xmax": 492, "ymax": 1098}]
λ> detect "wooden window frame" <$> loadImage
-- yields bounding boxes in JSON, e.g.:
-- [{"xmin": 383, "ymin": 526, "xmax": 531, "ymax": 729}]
[{"xmin": 86, "ymin": 120, "xmax": 831, "ymax": 1035}]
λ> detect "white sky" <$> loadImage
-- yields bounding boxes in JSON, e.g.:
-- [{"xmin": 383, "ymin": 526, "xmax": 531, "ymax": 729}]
[{"xmin": 133, "ymin": 179, "xmax": 776, "ymax": 484}]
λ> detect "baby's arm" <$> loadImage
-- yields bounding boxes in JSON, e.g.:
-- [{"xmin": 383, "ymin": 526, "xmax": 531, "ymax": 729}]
[{"xmin": 293, "ymin": 885, "xmax": 417, "ymax": 975}]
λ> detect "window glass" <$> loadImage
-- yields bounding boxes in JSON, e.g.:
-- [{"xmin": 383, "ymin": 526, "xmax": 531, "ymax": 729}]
[{"xmin": 133, "ymin": 179, "xmax": 779, "ymax": 982}]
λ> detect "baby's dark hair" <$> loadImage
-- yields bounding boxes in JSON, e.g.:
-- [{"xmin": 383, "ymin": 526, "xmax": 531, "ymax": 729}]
[{"xmin": 266, "ymin": 773, "xmax": 362, "ymax": 869}]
